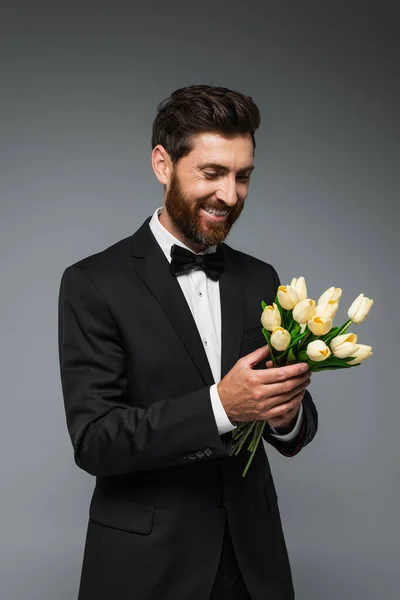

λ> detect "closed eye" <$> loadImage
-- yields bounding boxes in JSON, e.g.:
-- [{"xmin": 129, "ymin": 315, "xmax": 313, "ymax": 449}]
[{"xmin": 204, "ymin": 172, "xmax": 251, "ymax": 181}]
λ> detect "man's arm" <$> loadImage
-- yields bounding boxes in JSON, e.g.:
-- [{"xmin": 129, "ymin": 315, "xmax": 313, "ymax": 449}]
[{"xmin": 58, "ymin": 266, "xmax": 229, "ymax": 477}]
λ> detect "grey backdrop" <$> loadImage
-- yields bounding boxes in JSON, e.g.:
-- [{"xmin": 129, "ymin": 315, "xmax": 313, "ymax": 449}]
[{"xmin": 1, "ymin": 2, "xmax": 399, "ymax": 599}]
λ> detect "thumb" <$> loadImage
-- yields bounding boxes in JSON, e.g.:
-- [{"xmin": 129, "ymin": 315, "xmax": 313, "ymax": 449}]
[{"xmin": 243, "ymin": 344, "xmax": 270, "ymax": 369}]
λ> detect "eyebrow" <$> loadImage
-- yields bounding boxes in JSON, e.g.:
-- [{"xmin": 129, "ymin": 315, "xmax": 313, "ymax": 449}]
[{"xmin": 198, "ymin": 162, "xmax": 255, "ymax": 174}]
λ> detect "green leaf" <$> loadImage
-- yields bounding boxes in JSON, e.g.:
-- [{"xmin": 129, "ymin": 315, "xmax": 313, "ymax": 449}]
[
  {"xmin": 262, "ymin": 329, "xmax": 277, "ymax": 365},
  {"xmin": 261, "ymin": 300, "xmax": 267, "ymax": 311},
  {"xmin": 274, "ymin": 295, "xmax": 287, "ymax": 329},
  {"xmin": 286, "ymin": 349, "xmax": 297, "ymax": 365}
]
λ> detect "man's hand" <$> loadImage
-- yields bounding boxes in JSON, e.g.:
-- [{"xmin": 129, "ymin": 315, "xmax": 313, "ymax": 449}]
[{"xmin": 217, "ymin": 345, "xmax": 311, "ymax": 429}]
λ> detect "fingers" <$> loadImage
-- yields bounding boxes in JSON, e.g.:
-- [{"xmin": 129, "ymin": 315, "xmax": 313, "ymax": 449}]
[
  {"xmin": 257, "ymin": 361, "xmax": 309, "ymax": 384},
  {"xmin": 262, "ymin": 374, "xmax": 311, "ymax": 409},
  {"xmin": 263, "ymin": 390, "xmax": 305, "ymax": 422},
  {"xmin": 258, "ymin": 371, "xmax": 310, "ymax": 401},
  {"xmin": 244, "ymin": 344, "xmax": 270, "ymax": 368}
]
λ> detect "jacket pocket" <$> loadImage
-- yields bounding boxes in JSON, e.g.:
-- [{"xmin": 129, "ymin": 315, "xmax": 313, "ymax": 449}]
[{"xmin": 89, "ymin": 488, "xmax": 155, "ymax": 535}]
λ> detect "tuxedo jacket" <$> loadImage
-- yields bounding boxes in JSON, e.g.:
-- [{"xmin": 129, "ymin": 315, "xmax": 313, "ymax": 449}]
[{"xmin": 58, "ymin": 216, "xmax": 318, "ymax": 600}]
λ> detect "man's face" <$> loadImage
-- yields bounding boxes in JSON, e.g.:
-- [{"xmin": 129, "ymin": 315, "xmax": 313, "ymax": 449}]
[{"xmin": 163, "ymin": 132, "xmax": 254, "ymax": 249}]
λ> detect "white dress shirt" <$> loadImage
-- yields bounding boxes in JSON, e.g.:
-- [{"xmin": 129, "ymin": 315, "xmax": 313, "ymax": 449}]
[{"xmin": 149, "ymin": 206, "xmax": 303, "ymax": 441}]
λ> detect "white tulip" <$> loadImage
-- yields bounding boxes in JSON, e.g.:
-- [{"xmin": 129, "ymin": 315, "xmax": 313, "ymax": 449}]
[
  {"xmin": 348, "ymin": 293, "xmax": 374, "ymax": 324},
  {"xmin": 261, "ymin": 303, "xmax": 281, "ymax": 331},
  {"xmin": 277, "ymin": 285, "xmax": 299, "ymax": 310},
  {"xmin": 317, "ymin": 287, "xmax": 342, "ymax": 307},
  {"xmin": 315, "ymin": 299, "xmax": 339, "ymax": 319},
  {"xmin": 290, "ymin": 276, "xmax": 308, "ymax": 302},
  {"xmin": 347, "ymin": 344, "xmax": 373, "ymax": 365},
  {"xmin": 270, "ymin": 327, "xmax": 291, "ymax": 351},
  {"xmin": 306, "ymin": 340, "xmax": 331, "ymax": 362},
  {"xmin": 330, "ymin": 333, "xmax": 358, "ymax": 358},
  {"xmin": 308, "ymin": 316, "xmax": 333, "ymax": 336},
  {"xmin": 293, "ymin": 299, "xmax": 316, "ymax": 324},
  {"xmin": 300, "ymin": 323, "xmax": 307, "ymax": 334}
]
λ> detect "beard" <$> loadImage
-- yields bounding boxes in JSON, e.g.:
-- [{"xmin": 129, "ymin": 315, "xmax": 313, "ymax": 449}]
[{"xmin": 164, "ymin": 169, "xmax": 244, "ymax": 247}]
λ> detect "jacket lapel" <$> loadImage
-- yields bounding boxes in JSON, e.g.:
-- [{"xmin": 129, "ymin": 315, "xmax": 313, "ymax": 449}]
[
  {"xmin": 129, "ymin": 218, "xmax": 245, "ymax": 387},
  {"xmin": 219, "ymin": 245, "xmax": 245, "ymax": 379}
]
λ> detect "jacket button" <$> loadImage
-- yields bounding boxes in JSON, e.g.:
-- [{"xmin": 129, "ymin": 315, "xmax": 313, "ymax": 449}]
[{"xmin": 216, "ymin": 496, "xmax": 226, "ymax": 508}]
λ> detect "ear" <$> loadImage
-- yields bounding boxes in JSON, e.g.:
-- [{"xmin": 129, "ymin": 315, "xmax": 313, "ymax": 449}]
[{"xmin": 152, "ymin": 144, "xmax": 173, "ymax": 185}]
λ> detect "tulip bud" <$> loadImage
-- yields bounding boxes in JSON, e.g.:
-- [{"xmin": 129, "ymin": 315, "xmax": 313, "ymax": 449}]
[
  {"xmin": 300, "ymin": 323, "xmax": 307, "ymax": 334},
  {"xmin": 270, "ymin": 327, "xmax": 291, "ymax": 351},
  {"xmin": 306, "ymin": 340, "xmax": 331, "ymax": 362},
  {"xmin": 348, "ymin": 294, "xmax": 374, "ymax": 324},
  {"xmin": 317, "ymin": 287, "xmax": 342, "ymax": 307},
  {"xmin": 261, "ymin": 303, "xmax": 281, "ymax": 331},
  {"xmin": 347, "ymin": 344, "xmax": 373, "ymax": 365},
  {"xmin": 308, "ymin": 316, "xmax": 333, "ymax": 336},
  {"xmin": 315, "ymin": 300, "xmax": 339, "ymax": 319},
  {"xmin": 290, "ymin": 276, "xmax": 308, "ymax": 302},
  {"xmin": 277, "ymin": 285, "xmax": 299, "ymax": 310},
  {"xmin": 330, "ymin": 333, "xmax": 358, "ymax": 358},
  {"xmin": 293, "ymin": 299, "xmax": 316, "ymax": 324}
]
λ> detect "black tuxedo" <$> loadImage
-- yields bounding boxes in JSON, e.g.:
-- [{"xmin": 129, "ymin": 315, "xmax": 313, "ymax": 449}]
[{"xmin": 58, "ymin": 216, "xmax": 318, "ymax": 600}]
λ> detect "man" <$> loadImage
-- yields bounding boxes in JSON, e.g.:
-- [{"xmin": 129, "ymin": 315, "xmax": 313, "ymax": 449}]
[{"xmin": 58, "ymin": 84, "xmax": 318, "ymax": 600}]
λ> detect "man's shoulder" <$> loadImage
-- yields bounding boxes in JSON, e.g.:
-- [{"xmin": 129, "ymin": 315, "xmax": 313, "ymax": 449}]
[
  {"xmin": 67, "ymin": 234, "xmax": 132, "ymax": 275},
  {"xmin": 59, "ymin": 230, "xmax": 140, "ymax": 299}
]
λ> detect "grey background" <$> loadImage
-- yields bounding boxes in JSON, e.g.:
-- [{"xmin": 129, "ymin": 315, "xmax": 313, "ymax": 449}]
[{"xmin": 1, "ymin": 2, "xmax": 399, "ymax": 599}]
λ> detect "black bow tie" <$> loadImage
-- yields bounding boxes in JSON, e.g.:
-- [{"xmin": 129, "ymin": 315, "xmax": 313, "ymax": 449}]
[{"xmin": 170, "ymin": 244, "xmax": 224, "ymax": 281}]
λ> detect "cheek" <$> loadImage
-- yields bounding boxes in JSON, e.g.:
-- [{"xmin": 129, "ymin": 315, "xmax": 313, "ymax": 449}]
[{"xmin": 189, "ymin": 181, "xmax": 214, "ymax": 201}]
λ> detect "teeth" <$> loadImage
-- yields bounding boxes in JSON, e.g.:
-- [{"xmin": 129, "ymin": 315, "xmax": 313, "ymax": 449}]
[{"xmin": 204, "ymin": 208, "xmax": 228, "ymax": 216}]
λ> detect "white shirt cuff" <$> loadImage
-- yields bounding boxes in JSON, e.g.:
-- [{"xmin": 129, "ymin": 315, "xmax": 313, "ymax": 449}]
[
  {"xmin": 269, "ymin": 403, "xmax": 304, "ymax": 442},
  {"xmin": 210, "ymin": 384, "xmax": 237, "ymax": 435}
]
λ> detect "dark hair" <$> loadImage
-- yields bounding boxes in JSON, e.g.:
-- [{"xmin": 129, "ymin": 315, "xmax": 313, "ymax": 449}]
[{"xmin": 151, "ymin": 84, "xmax": 261, "ymax": 165}]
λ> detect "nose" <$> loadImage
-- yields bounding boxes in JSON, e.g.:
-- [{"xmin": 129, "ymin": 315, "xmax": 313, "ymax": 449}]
[{"xmin": 215, "ymin": 175, "xmax": 238, "ymax": 207}]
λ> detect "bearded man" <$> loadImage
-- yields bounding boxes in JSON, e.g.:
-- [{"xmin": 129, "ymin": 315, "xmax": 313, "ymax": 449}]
[{"xmin": 58, "ymin": 84, "xmax": 318, "ymax": 600}]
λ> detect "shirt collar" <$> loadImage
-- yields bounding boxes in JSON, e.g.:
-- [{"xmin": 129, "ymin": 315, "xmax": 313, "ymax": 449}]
[{"xmin": 149, "ymin": 206, "xmax": 217, "ymax": 264}]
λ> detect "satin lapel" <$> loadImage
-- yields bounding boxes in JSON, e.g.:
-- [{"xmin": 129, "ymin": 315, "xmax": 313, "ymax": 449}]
[
  {"xmin": 219, "ymin": 246, "xmax": 245, "ymax": 379},
  {"xmin": 129, "ymin": 219, "xmax": 215, "ymax": 387}
]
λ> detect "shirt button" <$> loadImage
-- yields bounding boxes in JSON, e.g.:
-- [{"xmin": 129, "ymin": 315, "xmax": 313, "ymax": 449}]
[
  {"xmin": 198, "ymin": 291, "xmax": 203, "ymax": 297},
  {"xmin": 204, "ymin": 340, "xmax": 208, "ymax": 346}
]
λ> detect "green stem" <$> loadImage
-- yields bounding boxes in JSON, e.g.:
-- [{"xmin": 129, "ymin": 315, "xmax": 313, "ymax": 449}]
[{"xmin": 242, "ymin": 421, "xmax": 267, "ymax": 477}]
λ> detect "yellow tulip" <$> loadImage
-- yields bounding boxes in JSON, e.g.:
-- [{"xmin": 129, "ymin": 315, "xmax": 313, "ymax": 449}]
[
  {"xmin": 306, "ymin": 340, "xmax": 331, "ymax": 362},
  {"xmin": 290, "ymin": 276, "xmax": 308, "ymax": 302},
  {"xmin": 347, "ymin": 344, "xmax": 373, "ymax": 365},
  {"xmin": 293, "ymin": 299, "xmax": 316, "ymax": 324},
  {"xmin": 261, "ymin": 303, "xmax": 281, "ymax": 331},
  {"xmin": 277, "ymin": 285, "xmax": 299, "ymax": 310},
  {"xmin": 308, "ymin": 316, "xmax": 333, "ymax": 336},
  {"xmin": 317, "ymin": 286, "xmax": 342, "ymax": 307},
  {"xmin": 315, "ymin": 299, "xmax": 339, "ymax": 319},
  {"xmin": 330, "ymin": 333, "xmax": 358, "ymax": 358},
  {"xmin": 348, "ymin": 294, "xmax": 374, "ymax": 324},
  {"xmin": 270, "ymin": 327, "xmax": 291, "ymax": 351}
]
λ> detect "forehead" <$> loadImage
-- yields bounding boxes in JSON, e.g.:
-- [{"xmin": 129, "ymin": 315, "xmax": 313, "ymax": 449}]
[{"xmin": 186, "ymin": 132, "xmax": 254, "ymax": 167}]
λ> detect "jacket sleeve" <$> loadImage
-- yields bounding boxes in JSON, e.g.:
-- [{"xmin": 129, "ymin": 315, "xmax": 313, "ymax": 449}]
[
  {"xmin": 58, "ymin": 265, "xmax": 229, "ymax": 477},
  {"xmin": 261, "ymin": 264, "xmax": 319, "ymax": 456},
  {"xmin": 262, "ymin": 389, "xmax": 318, "ymax": 456}
]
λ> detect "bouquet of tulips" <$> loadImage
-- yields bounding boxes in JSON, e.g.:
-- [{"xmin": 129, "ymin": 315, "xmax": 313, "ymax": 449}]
[{"xmin": 231, "ymin": 277, "xmax": 373, "ymax": 476}]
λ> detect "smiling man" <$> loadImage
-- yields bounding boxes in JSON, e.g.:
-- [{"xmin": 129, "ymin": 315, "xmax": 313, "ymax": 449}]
[{"xmin": 58, "ymin": 85, "xmax": 318, "ymax": 600}]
